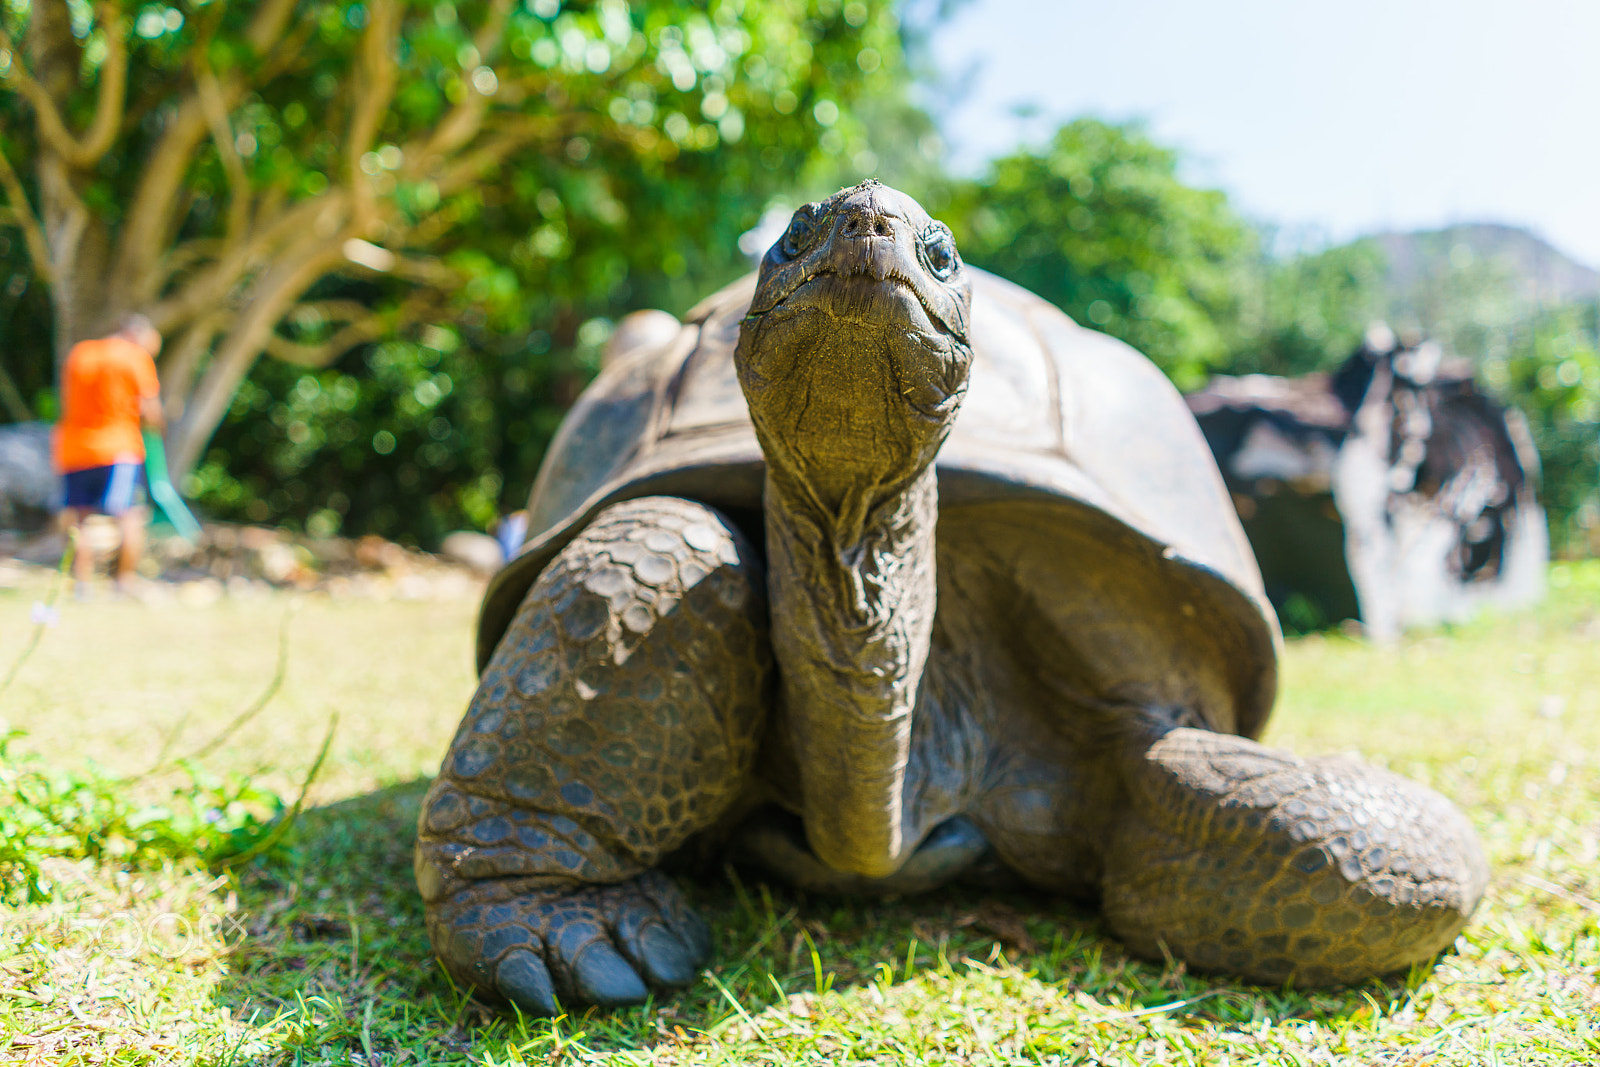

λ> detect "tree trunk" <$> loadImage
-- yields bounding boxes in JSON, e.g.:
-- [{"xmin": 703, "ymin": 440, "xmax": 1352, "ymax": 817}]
[
  {"xmin": 26, "ymin": 0, "xmax": 112, "ymax": 370},
  {"xmin": 5, "ymin": 0, "xmax": 553, "ymax": 483}
]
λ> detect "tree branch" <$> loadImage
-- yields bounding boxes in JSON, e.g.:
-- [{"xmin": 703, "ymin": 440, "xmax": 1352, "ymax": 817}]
[
  {"xmin": 346, "ymin": 0, "xmax": 401, "ymax": 230},
  {"xmin": 18, "ymin": 0, "xmax": 78, "ymax": 99},
  {"xmin": 432, "ymin": 115, "xmax": 571, "ymax": 197},
  {"xmin": 147, "ymin": 192, "xmax": 350, "ymax": 333},
  {"xmin": 107, "ymin": 0, "xmax": 314, "ymax": 306},
  {"xmin": 265, "ymin": 311, "xmax": 390, "ymax": 368},
  {"xmin": 266, "ymin": 292, "xmax": 444, "ymax": 370},
  {"xmin": 154, "ymin": 181, "xmax": 289, "ymax": 292},
  {"xmin": 473, "ymin": 0, "xmax": 516, "ymax": 60},
  {"xmin": 243, "ymin": 0, "xmax": 303, "ymax": 56},
  {"xmin": 337, "ymin": 236, "xmax": 459, "ymax": 286},
  {"xmin": 193, "ymin": 58, "xmax": 252, "ymax": 250},
  {"xmin": 73, "ymin": 2, "xmax": 129, "ymax": 164},
  {"xmin": 255, "ymin": 18, "xmax": 319, "ymax": 83},
  {"xmin": 158, "ymin": 236, "xmax": 227, "ymax": 284},
  {"xmin": 156, "ymin": 311, "xmax": 227, "ymax": 419},
  {"xmin": 0, "ymin": 47, "xmax": 80, "ymax": 162},
  {"xmin": 114, "ymin": 0, "xmax": 321, "ymax": 311},
  {"xmin": 407, "ymin": 1, "xmax": 517, "ymax": 175},
  {"xmin": 168, "ymin": 233, "xmax": 357, "ymax": 477},
  {"xmin": 0, "ymin": 140, "xmax": 55, "ymax": 285},
  {"xmin": 386, "ymin": 254, "xmax": 458, "ymax": 286},
  {"xmin": 109, "ymin": 97, "xmax": 212, "ymax": 306},
  {"xmin": 411, "ymin": 91, "xmax": 491, "ymax": 175},
  {"xmin": 0, "ymin": 3, "xmax": 128, "ymax": 168},
  {"xmin": 288, "ymin": 299, "xmax": 376, "ymax": 326},
  {"xmin": 0, "ymin": 359, "xmax": 34, "ymax": 423}
]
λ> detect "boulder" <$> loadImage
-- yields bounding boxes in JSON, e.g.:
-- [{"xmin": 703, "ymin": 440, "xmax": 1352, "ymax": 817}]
[
  {"xmin": 0, "ymin": 423, "xmax": 56, "ymax": 530},
  {"xmin": 439, "ymin": 530, "xmax": 505, "ymax": 576}
]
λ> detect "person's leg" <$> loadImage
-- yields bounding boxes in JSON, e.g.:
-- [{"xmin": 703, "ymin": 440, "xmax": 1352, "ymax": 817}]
[
  {"xmin": 101, "ymin": 464, "xmax": 146, "ymax": 592},
  {"xmin": 115, "ymin": 506, "xmax": 149, "ymax": 589},
  {"xmin": 58, "ymin": 506, "xmax": 94, "ymax": 589},
  {"xmin": 60, "ymin": 467, "xmax": 110, "ymax": 592}
]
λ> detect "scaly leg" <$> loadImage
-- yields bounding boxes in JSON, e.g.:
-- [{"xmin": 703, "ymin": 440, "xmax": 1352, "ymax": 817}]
[
  {"xmin": 1102, "ymin": 727, "xmax": 1487, "ymax": 986},
  {"xmin": 415, "ymin": 497, "xmax": 771, "ymax": 1013}
]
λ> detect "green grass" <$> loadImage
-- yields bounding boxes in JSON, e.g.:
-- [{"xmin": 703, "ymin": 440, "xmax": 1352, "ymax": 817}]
[{"xmin": 2, "ymin": 562, "xmax": 1599, "ymax": 1064}]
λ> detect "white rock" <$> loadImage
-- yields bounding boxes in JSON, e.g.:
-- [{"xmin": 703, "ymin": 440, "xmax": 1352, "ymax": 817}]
[{"xmin": 439, "ymin": 531, "xmax": 504, "ymax": 575}]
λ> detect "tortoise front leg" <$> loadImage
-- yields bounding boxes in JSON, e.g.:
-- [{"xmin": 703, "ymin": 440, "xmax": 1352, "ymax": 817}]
[
  {"xmin": 1101, "ymin": 727, "xmax": 1487, "ymax": 986},
  {"xmin": 415, "ymin": 497, "xmax": 771, "ymax": 1014}
]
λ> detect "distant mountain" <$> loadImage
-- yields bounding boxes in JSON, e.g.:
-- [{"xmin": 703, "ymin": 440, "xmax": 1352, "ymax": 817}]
[{"xmin": 1371, "ymin": 224, "xmax": 1600, "ymax": 308}]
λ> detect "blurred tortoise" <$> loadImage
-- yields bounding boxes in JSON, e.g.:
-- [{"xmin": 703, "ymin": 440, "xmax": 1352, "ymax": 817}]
[{"xmin": 415, "ymin": 181, "xmax": 1487, "ymax": 1014}]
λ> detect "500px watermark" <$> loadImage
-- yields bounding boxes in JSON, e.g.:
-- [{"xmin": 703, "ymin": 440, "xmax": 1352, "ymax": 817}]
[{"xmin": 9, "ymin": 910, "xmax": 251, "ymax": 960}]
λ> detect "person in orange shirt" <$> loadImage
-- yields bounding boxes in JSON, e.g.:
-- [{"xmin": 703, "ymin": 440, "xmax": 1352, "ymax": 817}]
[{"xmin": 53, "ymin": 313, "xmax": 166, "ymax": 596}]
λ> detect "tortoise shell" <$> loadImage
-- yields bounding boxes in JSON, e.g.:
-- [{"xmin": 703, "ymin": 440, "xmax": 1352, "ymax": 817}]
[{"xmin": 480, "ymin": 267, "xmax": 1280, "ymax": 738}]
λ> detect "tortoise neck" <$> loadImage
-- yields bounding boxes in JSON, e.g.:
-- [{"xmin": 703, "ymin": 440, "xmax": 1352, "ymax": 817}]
[{"xmin": 762, "ymin": 465, "xmax": 939, "ymax": 878}]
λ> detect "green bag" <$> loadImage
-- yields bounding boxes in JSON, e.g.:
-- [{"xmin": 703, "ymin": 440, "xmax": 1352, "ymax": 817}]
[{"xmin": 142, "ymin": 429, "xmax": 202, "ymax": 542}]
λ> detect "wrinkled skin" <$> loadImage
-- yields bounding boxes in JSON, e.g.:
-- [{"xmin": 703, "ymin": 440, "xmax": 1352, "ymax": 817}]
[{"xmin": 415, "ymin": 181, "xmax": 1488, "ymax": 1014}]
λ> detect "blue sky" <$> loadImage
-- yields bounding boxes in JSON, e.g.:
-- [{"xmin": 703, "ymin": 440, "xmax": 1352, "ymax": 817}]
[{"xmin": 928, "ymin": 0, "xmax": 1600, "ymax": 266}]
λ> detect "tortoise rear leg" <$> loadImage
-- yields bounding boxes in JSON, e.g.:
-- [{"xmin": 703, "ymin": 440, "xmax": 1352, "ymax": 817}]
[
  {"xmin": 1101, "ymin": 727, "xmax": 1487, "ymax": 986},
  {"xmin": 415, "ymin": 497, "xmax": 770, "ymax": 1014}
]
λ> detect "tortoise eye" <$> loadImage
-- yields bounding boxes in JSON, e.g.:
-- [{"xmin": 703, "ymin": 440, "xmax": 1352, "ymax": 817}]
[
  {"xmin": 779, "ymin": 205, "xmax": 819, "ymax": 260},
  {"xmin": 921, "ymin": 225, "xmax": 958, "ymax": 280}
]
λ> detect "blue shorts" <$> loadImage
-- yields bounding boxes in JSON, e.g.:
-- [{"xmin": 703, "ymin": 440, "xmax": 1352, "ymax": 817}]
[{"xmin": 62, "ymin": 464, "xmax": 146, "ymax": 516}]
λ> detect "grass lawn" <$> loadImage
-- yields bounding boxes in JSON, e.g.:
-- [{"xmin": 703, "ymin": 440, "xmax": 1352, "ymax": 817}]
[{"xmin": 2, "ymin": 561, "xmax": 1598, "ymax": 1065}]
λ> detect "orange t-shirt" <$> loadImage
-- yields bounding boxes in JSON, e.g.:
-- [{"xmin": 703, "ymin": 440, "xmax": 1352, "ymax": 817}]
[{"xmin": 53, "ymin": 337, "xmax": 161, "ymax": 474}]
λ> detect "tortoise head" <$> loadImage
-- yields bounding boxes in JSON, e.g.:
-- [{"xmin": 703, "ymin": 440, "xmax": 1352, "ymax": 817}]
[{"xmin": 735, "ymin": 181, "xmax": 974, "ymax": 511}]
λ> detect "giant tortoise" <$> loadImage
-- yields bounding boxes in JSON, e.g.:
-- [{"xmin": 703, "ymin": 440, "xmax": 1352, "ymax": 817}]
[{"xmin": 415, "ymin": 181, "xmax": 1487, "ymax": 1013}]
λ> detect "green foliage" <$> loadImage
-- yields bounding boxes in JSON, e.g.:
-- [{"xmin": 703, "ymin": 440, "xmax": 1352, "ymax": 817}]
[
  {"xmin": 1369, "ymin": 233, "xmax": 1567, "ymax": 382},
  {"xmin": 187, "ymin": 331, "xmax": 526, "ymax": 542},
  {"xmin": 398, "ymin": 0, "xmax": 916, "ymax": 330},
  {"xmin": 3, "ymin": 0, "xmax": 921, "ymax": 500},
  {"xmin": 944, "ymin": 118, "xmax": 1258, "ymax": 388},
  {"xmin": 0, "ymin": 730, "xmax": 289, "ymax": 903},
  {"xmin": 0, "ymin": 233, "xmax": 52, "ymax": 417},
  {"xmin": 6, "ymin": 3, "xmax": 1592, "ymax": 557},
  {"xmin": 1490, "ymin": 301, "xmax": 1600, "ymax": 554},
  {"xmin": 150, "ymin": 0, "xmax": 924, "ymax": 541},
  {"xmin": 1229, "ymin": 239, "xmax": 1389, "ymax": 377},
  {"xmin": 1378, "ymin": 233, "xmax": 1538, "ymax": 367},
  {"xmin": 931, "ymin": 118, "xmax": 1392, "ymax": 392}
]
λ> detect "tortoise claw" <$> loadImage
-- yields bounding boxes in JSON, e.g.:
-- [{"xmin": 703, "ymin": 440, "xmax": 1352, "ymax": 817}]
[
  {"xmin": 571, "ymin": 939, "xmax": 650, "ymax": 1006},
  {"xmin": 609, "ymin": 893, "xmax": 698, "ymax": 987},
  {"xmin": 427, "ymin": 871, "xmax": 710, "ymax": 1014},
  {"xmin": 495, "ymin": 949, "xmax": 559, "ymax": 1016},
  {"xmin": 633, "ymin": 924, "xmax": 697, "ymax": 986}
]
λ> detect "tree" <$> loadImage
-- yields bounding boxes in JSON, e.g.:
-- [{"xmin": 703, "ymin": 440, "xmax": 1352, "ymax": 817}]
[
  {"xmin": 0, "ymin": 226, "xmax": 51, "ymax": 421},
  {"xmin": 1227, "ymin": 238, "xmax": 1388, "ymax": 378},
  {"xmin": 1494, "ymin": 301, "xmax": 1600, "ymax": 554},
  {"xmin": 0, "ymin": 0, "xmax": 908, "ymax": 480},
  {"xmin": 942, "ymin": 118, "xmax": 1257, "ymax": 388}
]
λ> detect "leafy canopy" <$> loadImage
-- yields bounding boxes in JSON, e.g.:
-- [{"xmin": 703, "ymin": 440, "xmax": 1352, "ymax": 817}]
[
  {"xmin": 2, "ymin": 0, "xmax": 920, "ymax": 539},
  {"xmin": 944, "ymin": 118, "xmax": 1257, "ymax": 389}
]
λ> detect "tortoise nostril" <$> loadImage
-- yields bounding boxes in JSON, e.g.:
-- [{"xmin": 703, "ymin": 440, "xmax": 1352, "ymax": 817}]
[{"xmin": 840, "ymin": 210, "xmax": 894, "ymax": 239}]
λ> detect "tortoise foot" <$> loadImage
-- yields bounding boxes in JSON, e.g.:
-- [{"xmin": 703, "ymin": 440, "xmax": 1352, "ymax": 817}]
[
  {"xmin": 1103, "ymin": 727, "xmax": 1487, "ymax": 986},
  {"xmin": 417, "ymin": 496, "xmax": 767, "ymax": 1013},
  {"xmin": 427, "ymin": 869, "xmax": 710, "ymax": 1014}
]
